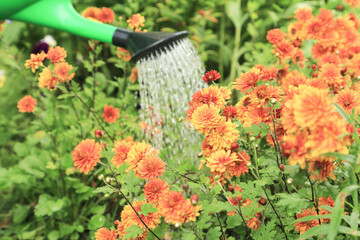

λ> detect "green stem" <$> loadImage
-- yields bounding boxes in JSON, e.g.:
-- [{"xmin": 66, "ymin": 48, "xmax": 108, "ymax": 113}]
[{"xmin": 230, "ymin": 0, "xmax": 241, "ymax": 104}]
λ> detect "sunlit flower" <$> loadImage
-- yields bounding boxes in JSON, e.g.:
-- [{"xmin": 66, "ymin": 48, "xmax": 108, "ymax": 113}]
[
  {"xmin": 137, "ymin": 155, "xmax": 165, "ymax": 180},
  {"xmin": 190, "ymin": 85, "xmax": 228, "ymax": 109},
  {"xmin": 292, "ymin": 86, "xmax": 334, "ymax": 130},
  {"xmin": 206, "ymin": 118, "xmax": 239, "ymax": 150},
  {"xmin": 203, "ymin": 70, "xmax": 221, "ymax": 83},
  {"xmin": 282, "ymin": 130, "xmax": 309, "ymax": 168},
  {"xmin": 242, "ymin": 105, "xmax": 271, "ymax": 128},
  {"xmin": 190, "ymin": 104, "xmax": 221, "ymax": 134},
  {"xmin": 46, "ymin": 46, "xmax": 67, "ymax": 64},
  {"xmin": 94, "ymin": 228, "xmax": 117, "ymax": 240},
  {"xmin": 248, "ymin": 84, "xmax": 284, "ymax": 108},
  {"xmin": 121, "ymin": 200, "xmax": 160, "ymax": 230},
  {"xmin": 54, "ymin": 62, "xmax": 74, "ymax": 82},
  {"xmin": 129, "ymin": 67, "xmax": 138, "ymax": 83},
  {"xmin": 337, "ymin": 89, "xmax": 360, "ymax": 114},
  {"xmin": 126, "ymin": 142, "xmax": 157, "ymax": 173},
  {"xmin": 102, "ymin": 105, "xmax": 120, "ymax": 123},
  {"xmin": 222, "ymin": 105, "xmax": 240, "ymax": 121},
  {"xmin": 266, "ymin": 29, "xmax": 286, "ymax": 45},
  {"xmin": 143, "ymin": 178, "xmax": 170, "ymax": 204},
  {"xmin": 294, "ymin": 209, "xmax": 319, "ymax": 235},
  {"xmin": 25, "ymin": 51, "xmax": 46, "ymax": 73},
  {"xmin": 72, "ymin": 139, "xmax": 102, "ymax": 174},
  {"xmin": 17, "ymin": 95, "xmax": 37, "ymax": 113},
  {"xmin": 111, "ymin": 138, "xmax": 134, "ymax": 168},
  {"xmin": 344, "ymin": 0, "xmax": 360, "ymax": 8},
  {"xmin": 38, "ymin": 67, "xmax": 58, "ymax": 90},
  {"xmin": 232, "ymin": 67, "xmax": 261, "ymax": 93},
  {"xmin": 97, "ymin": 7, "xmax": 115, "ymax": 23},
  {"xmin": 227, "ymin": 151, "xmax": 250, "ymax": 177},
  {"xmin": 247, "ymin": 217, "xmax": 260, "ymax": 230},
  {"xmin": 206, "ymin": 150, "xmax": 237, "ymax": 172},
  {"xmin": 127, "ymin": 13, "xmax": 145, "ymax": 30}
]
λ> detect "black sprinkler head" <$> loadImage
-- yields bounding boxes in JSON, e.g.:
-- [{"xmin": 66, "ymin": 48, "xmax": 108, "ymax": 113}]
[{"xmin": 112, "ymin": 28, "xmax": 189, "ymax": 62}]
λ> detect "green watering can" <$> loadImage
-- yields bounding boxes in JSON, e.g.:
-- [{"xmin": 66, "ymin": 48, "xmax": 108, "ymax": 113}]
[{"xmin": 0, "ymin": 0, "xmax": 188, "ymax": 62}]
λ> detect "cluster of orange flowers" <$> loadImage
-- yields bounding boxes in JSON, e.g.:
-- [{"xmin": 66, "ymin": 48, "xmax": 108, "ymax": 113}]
[
  {"xmin": 294, "ymin": 195, "xmax": 334, "ymax": 234},
  {"xmin": 84, "ymin": 137, "xmax": 201, "ymax": 239},
  {"xmin": 17, "ymin": 95, "xmax": 37, "ymax": 113},
  {"xmin": 81, "ymin": 7, "xmax": 115, "ymax": 24},
  {"xmin": 186, "ymin": 75, "xmax": 251, "ymax": 185},
  {"xmin": 25, "ymin": 46, "xmax": 74, "ymax": 90},
  {"xmin": 266, "ymin": 7, "xmax": 360, "ymax": 182}
]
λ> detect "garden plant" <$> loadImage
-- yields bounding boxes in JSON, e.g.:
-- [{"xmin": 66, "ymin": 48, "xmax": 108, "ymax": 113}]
[{"xmin": 1, "ymin": 0, "xmax": 360, "ymax": 239}]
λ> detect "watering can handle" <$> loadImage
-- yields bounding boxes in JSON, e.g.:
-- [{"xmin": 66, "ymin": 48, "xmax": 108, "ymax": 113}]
[{"xmin": 0, "ymin": 0, "xmax": 130, "ymax": 48}]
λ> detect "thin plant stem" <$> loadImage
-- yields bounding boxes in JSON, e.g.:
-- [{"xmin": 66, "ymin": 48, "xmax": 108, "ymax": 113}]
[
  {"xmin": 69, "ymin": 98, "xmax": 84, "ymax": 138},
  {"xmin": 263, "ymin": 188, "xmax": 288, "ymax": 240},
  {"xmin": 99, "ymin": 140, "xmax": 162, "ymax": 240},
  {"xmin": 305, "ymin": 171, "xmax": 321, "ymax": 225}
]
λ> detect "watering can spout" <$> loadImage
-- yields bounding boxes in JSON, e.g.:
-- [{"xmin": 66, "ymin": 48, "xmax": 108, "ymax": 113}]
[{"xmin": 0, "ymin": 0, "xmax": 188, "ymax": 62}]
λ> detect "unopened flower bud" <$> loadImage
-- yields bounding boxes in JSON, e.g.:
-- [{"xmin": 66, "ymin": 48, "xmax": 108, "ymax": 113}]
[
  {"xmin": 105, "ymin": 177, "xmax": 111, "ymax": 184},
  {"xmin": 258, "ymin": 197, "xmax": 267, "ymax": 206},
  {"xmin": 231, "ymin": 142, "xmax": 239, "ymax": 150},
  {"xmin": 337, "ymin": 4, "xmax": 343, "ymax": 10},
  {"xmin": 214, "ymin": 175, "xmax": 220, "ymax": 181},
  {"xmin": 104, "ymin": 193, "xmax": 110, "ymax": 198},
  {"xmin": 357, "ymin": 76, "xmax": 360, "ymax": 80},
  {"xmin": 246, "ymin": 162, "xmax": 252, "ymax": 167},
  {"xmin": 254, "ymin": 144, "xmax": 259, "ymax": 148},
  {"xmin": 249, "ymin": 136, "xmax": 256, "ymax": 142},
  {"xmin": 191, "ymin": 194, "xmax": 199, "ymax": 205},
  {"xmin": 279, "ymin": 164, "xmax": 285, "ymax": 171},
  {"xmin": 175, "ymin": 222, "xmax": 181, "ymax": 228},
  {"xmin": 178, "ymin": 117, "xmax": 183, "ymax": 122},
  {"xmin": 95, "ymin": 129, "xmax": 103, "ymax": 138},
  {"xmin": 275, "ymin": 52, "xmax": 279, "ymax": 57},
  {"xmin": 335, "ymin": 50, "xmax": 339, "ymax": 55},
  {"xmin": 312, "ymin": 72, "xmax": 318, "ymax": 78},
  {"xmin": 311, "ymin": 64, "xmax": 317, "ymax": 70},
  {"xmin": 228, "ymin": 184, "xmax": 235, "ymax": 193},
  {"xmin": 114, "ymin": 220, "xmax": 119, "ymax": 225},
  {"xmin": 286, "ymin": 178, "xmax": 293, "ymax": 184},
  {"xmin": 98, "ymin": 174, "xmax": 104, "ymax": 181},
  {"xmin": 197, "ymin": 152, "xmax": 203, "ymax": 158},
  {"xmin": 270, "ymin": 98, "xmax": 277, "ymax": 104}
]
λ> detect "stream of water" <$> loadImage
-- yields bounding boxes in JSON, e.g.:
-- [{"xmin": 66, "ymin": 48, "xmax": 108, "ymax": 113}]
[{"xmin": 136, "ymin": 38, "xmax": 206, "ymax": 162}]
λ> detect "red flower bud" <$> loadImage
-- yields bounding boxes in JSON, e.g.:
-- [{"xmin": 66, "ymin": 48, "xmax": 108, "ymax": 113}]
[
  {"xmin": 191, "ymin": 193, "xmax": 199, "ymax": 205},
  {"xmin": 311, "ymin": 64, "xmax": 317, "ymax": 70},
  {"xmin": 95, "ymin": 129, "xmax": 103, "ymax": 138},
  {"xmin": 258, "ymin": 197, "xmax": 267, "ymax": 206},
  {"xmin": 114, "ymin": 220, "xmax": 119, "ymax": 225},
  {"xmin": 337, "ymin": 4, "xmax": 343, "ymax": 10},
  {"xmin": 228, "ymin": 184, "xmax": 235, "ymax": 193},
  {"xmin": 279, "ymin": 164, "xmax": 285, "ymax": 171},
  {"xmin": 231, "ymin": 142, "xmax": 239, "ymax": 150}
]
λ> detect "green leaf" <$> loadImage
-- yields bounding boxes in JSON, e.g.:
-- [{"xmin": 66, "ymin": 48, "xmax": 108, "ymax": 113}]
[
  {"xmin": 139, "ymin": 203, "xmax": 157, "ymax": 217},
  {"xmin": 87, "ymin": 215, "xmax": 106, "ymax": 230},
  {"xmin": 251, "ymin": 219, "xmax": 276, "ymax": 239},
  {"xmin": 48, "ymin": 230, "xmax": 60, "ymax": 240},
  {"xmin": 225, "ymin": 1, "xmax": 241, "ymax": 28},
  {"xmin": 34, "ymin": 195, "xmax": 65, "ymax": 217},
  {"xmin": 207, "ymin": 227, "xmax": 222, "ymax": 240},
  {"xmin": 13, "ymin": 205, "xmax": 30, "ymax": 224},
  {"xmin": 338, "ymin": 226, "xmax": 360, "ymax": 237},
  {"xmin": 298, "ymin": 224, "xmax": 329, "ymax": 239},
  {"xmin": 123, "ymin": 225, "xmax": 143, "ymax": 239},
  {"xmin": 226, "ymin": 214, "xmax": 243, "ymax": 228},
  {"xmin": 93, "ymin": 186, "xmax": 115, "ymax": 194}
]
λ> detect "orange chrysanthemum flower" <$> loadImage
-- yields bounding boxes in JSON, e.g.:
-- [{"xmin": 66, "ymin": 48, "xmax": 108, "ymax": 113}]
[
  {"xmin": 158, "ymin": 191, "xmax": 194, "ymax": 225},
  {"xmin": 127, "ymin": 13, "xmax": 145, "ymax": 30},
  {"xmin": 206, "ymin": 118, "xmax": 239, "ymax": 150},
  {"xmin": 294, "ymin": 209, "xmax": 319, "ymax": 235},
  {"xmin": 121, "ymin": 200, "xmax": 161, "ymax": 230},
  {"xmin": 232, "ymin": 67, "xmax": 261, "ymax": 93},
  {"xmin": 282, "ymin": 130, "xmax": 309, "ymax": 168},
  {"xmin": 126, "ymin": 142, "xmax": 158, "ymax": 173},
  {"xmin": 190, "ymin": 85, "xmax": 228, "ymax": 109},
  {"xmin": 242, "ymin": 106, "xmax": 271, "ymax": 128},
  {"xmin": 111, "ymin": 138, "xmax": 134, "ymax": 168},
  {"xmin": 292, "ymin": 86, "xmax": 334, "ymax": 130},
  {"xmin": 248, "ymin": 85, "xmax": 284, "ymax": 107},
  {"xmin": 190, "ymin": 104, "xmax": 221, "ymax": 134},
  {"xmin": 25, "ymin": 51, "xmax": 46, "ymax": 73},
  {"xmin": 143, "ymin": 178, "xmax": 170, "ymax": 204},
  {"xmin": 54, "ymin": 62, "xmax": 75, "ymax": 82},
  {"xmin": 266, "ymin": 29, "xmax": 286, "ymax": 45},
  {"xmin": 82, "ymin": 7, "xmax": 101, "ymax": 19},
  {"xmin": 38, "ymin": 67, "xmax": 58, "ymax": 90},
  {"xmin": 137, "ymin": 155, "xmax": 165, "ymax": 180},
  {"xmin": 344, "ymin": 0, "xmax": 360, "ymax": 8},
  {"xmin": 46, "ymin": 46, "xmax": 67, "ymax": 64},
  {"xmin": 294, "ymin": 7, "xmax": 313, "ymax": 22},
  {"xmin": 247, "ymin": 217, "xmax": 260, "ymax": 230},
  {"xmin": 102, "ymin": 105, "xmax": 120, "ymax": 123},
  {"xmin": 97, "ymin": 7, "xmax": 115, "ymax": 23},
  {"xmin": 227, "ymin": 151, "xmax": 250, "ymax": 177},
  {"xmin": 308, "ymin": 156, "xmax": 336, "ymax": 182},
  {"xmin": 203, "ymin": 70, "xmax": 221, "ymax": 83},
  {"xmin": 348, "ymin": 53, "xmax": 360, "ymax": 78},
  {"xmin": 318, "ymin": 195, "xmax": 334, "ymax": 223},
  {"xmin": 116, "ymin": 47, "xmax": 131, "ymax": 62},
  {"xmin": 206, "ymin": 150, "xmax": 237, "ymax": 172},
  {"xmin": 222, "ymin": 105, "xmax": 240, "ymax": 121},
  {"xmin": 94, "ymin": 228, "xmax": 117, "ymax": 240},
  {"xmin": 17, "ymin": 95, "xmax": 37, "ymax": 113},
  {"xmin": 337, "ymin": 89, "xmax": 360, "ymax": 114},
  {"xmin": 72, "ymin": 139, "xmax": 102, "ymax": 174},
  {"xmin": 129, "ymin": 67, "xmax": 138, "ymax": 83}
]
